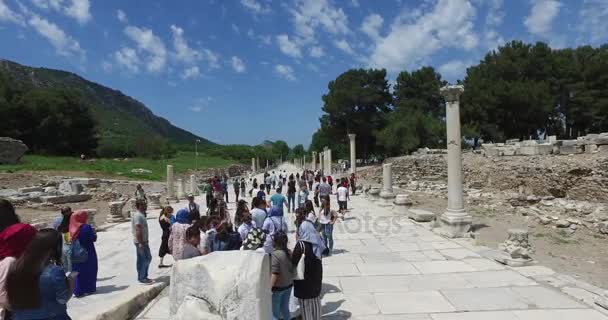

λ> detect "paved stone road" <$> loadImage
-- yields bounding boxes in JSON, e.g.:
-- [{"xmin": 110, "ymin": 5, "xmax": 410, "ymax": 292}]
[{"xmin": 135, "ymin": 164, "xmax": 608, "ymax": 320}]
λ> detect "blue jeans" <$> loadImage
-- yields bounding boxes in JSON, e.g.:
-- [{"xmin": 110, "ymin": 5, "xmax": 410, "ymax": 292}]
[
  {"xmin": 322, "ymin": 223, "xmax": 334, "ymax": 253},
  {"xmin": 135, "ymin": 243, "xmax": 152, "ymax": 282},
  {"xmin": 272, "ymin": 286, "xmax": 292, "ymax": 320},
  {"xmin": 287, "ymin": 193, "xmax": 295, "ymax": 212}
]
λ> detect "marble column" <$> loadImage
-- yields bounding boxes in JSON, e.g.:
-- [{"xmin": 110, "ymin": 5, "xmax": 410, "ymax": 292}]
[
  {"xmin": 303, "ymin": 154, "xmax": 306, "ymax": 170},
  {"xmin": 319, "ymin": 152, "xmax": 324, "ymax": 174},
  {"xmin": 177, "ymin": 178, "xmax": 186, "ymax": 199},
  {"xmin": 266, "ymin": 159, "xmax": 269, "ymax": 170},
  {"xmin": 327, "ymin": 149, "xmax": 332, "ymax": 175},
  {"xmin": 166, "ymin": 165, "xmax": 175, "ymax": 200},
  {"xmin": 190, "ymin": 174, "xmax": 197, "ymax": 195},
  {"xmin": 251, "ymin": 157, "xmax": 256, "ymax": 172},
  {"xmin": 312, "ymin": 151, "xmax": 317, "ymax": 171},
  {"xmin": 379, "ymin": 163, "xmax": 395, "ymax": 206},
  {"xmin": 438, "ymin": 84, "xmax": 472, "ymax": 238},
  {"xmin": 256, "ymin": 158, "xmax": 260, "ymax": 172},
  {"xmin": 349, "ymin": 134, "xmax": 356, "ymax": 174}
]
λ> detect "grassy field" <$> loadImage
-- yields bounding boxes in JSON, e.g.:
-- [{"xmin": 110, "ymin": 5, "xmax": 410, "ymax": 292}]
[{"xmin": 0, "ymin": 152, "xmax": 236, "ymax": 181}]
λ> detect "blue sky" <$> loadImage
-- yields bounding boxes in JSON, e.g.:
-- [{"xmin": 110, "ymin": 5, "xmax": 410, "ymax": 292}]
[{"xmin": 0, "ymin": 0, "xmax": 606, "ymax": 147}]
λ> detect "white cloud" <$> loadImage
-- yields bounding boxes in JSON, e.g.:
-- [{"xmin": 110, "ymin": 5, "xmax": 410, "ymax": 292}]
[
  {"xmin": 350, "ymin": 0, "xmax": 359, "ymax": 7},
  {"xmin": 275, "ymin": 64, "xmax": 296, "ymax": 81},
  {"xmin": 361, "ymin": 13, "xmax": 383, "ymax": 40},
  {"xmin": 101, "ymin": 60, "xmax": 112, "ymax": 72},
  {"xmin": 290, "ymin": 0, "xmax": 350, "ymax": 43},
  {"xmin": 247, "ymin": 28, "xmax": 272, "ymax": 46},
  {"xmin": 277, "ymin": 34, "xmax": 302, "ymax": 58},
  {"xmin": 116, "ymin": 9, "xmax": 127, "ymax": 23},
  {"xmin": 483, "ymin": 0, "xmax": 505, "ymax": 49},
  {"xmin": 524, "ymin": 0, "xmax": 561, "ymax": 36},
  {"xmin": 113, "ymin": 47, "xmax": 139, "ymax": 73},
  {"xmin": 170, "ymin": 25, "xmax": 201, "ymax": 64},
  {"xmin": 309, "ymin": 45, "xmax": 324, "ymax": 57},
  {"xmin": 438, "ymin": 59, "xmax": 472, "ymax": 81},
  {"xmin": 31, "ymin": 0, "xmax": 91, "ymax": 24},
  {"xmin": 28, "ymin": 14, "xmax": 85, "ymax": 60},
  {"xmin": 578, "ymin": 0, "xmax": 608, "ymax": 44},
  {"xmin": 367, "ymin": 0, "xmax": 478, "ymax": 73},
  {"xmin": 0, "ymin": 0, "xmax": 24, "ymax": 25},
  {"xmin": 240, "ymin": 0, "xmax": 270, "ymax": 14},
  {"xmin": 190, "ymin": 106, "xmax": 203, "ymax": 112},
  {"xmin": 334, "ymin": 39, "xmax": 354, "ymax": 55},
  {"xmin": 203, "ymin": 49, "xmax": 220, "ymax": 69},
  {"xmin": 181, "ymin": 66, "xmax": 201, "ymax": 79},
  {"xmin": 231, "ymin": 56, "xmax": 246, "ymax": 73},
  {"xmin": 124, "ymin": 25, "xmax": 167, "ymax": 73}
]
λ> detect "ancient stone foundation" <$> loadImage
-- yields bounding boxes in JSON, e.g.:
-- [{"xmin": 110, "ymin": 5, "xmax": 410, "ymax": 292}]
[
  {"xmin": 148, "ymin": 193, "xmax": 162, "ymax": 209},
  {"xmin": 494, "ymin": 229, "xmax": 534, "ymax": 267},
  {"xmin": 169, "ymin": 251, "xmax": 271, "ymax": 320},
  {"xmin": 106, "ymin": 201, "xmax": 127, "ymax": 223}
]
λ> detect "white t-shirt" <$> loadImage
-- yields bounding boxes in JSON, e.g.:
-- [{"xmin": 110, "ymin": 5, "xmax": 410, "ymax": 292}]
[
  {"xmin": 337, "ymin": 186, "xmax": 349, "ymax": 201},
  {"xmin": 319, "ymin": 208, "xmax": 333, "ymax": 225}
]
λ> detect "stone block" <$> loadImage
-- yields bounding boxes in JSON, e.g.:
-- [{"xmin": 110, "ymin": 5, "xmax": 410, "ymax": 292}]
[
  {"xmin": 106, "ymin": 201, "xmax": 127, "ymax": 223},
  {"xmin": 561, "ymin": 139, "xmax": 578, "ymax": 147},
  {"xmin": 0, "ymin": 137, "xmax": 28, "ymax": 164},
  {"xmin": 599, "ymin": 222, "xmax": 608, "ymax": 234},
  {"xmin": 521, "ymin": 140, "xmax": 539, "ymax": 146},
  {"xmin": 537, "ymin": 144, "xmax": 553, "ymax": 155},
  {"xmin": 481, "ymin": 144, "xmax": 500, "ymax": 157},
  {"xmin": 378, "ymin": 191, "xmax": 395, "ymax": 207},
  {"xmin": 169, "ymin": 251, "xmax": 271, "ymax": 320},
  {"xmin": 393, "ymin": 194, "xmax": 412, "ymax": 215},
  {"xmin": 559, "ymin": 145, "xmax": 582, "ymax": 155},
  {"xmin": 43, "ymin": 187, "xmax": 57, "ymax": 194},
  {"xmin": 595, "ymin": 132, "xmax": 608, "ymax": 145},
  {"xmin": 585, "ymin": 144, "xmax": 598, "ymax": 154},
  {"xmin": 368, "ymin": 187, "xmax": 380, "ymax": 202},
  {"xmin": 148, "ymin": 193, "xmax": 162, "ymax": 209},
  {"xmin": 0, "ymin": 189, "xmax": 19, "ymax": 198},
  {"xmin": 501, "ymin": 146, "xmax": 517, "ymax": 156},
  {"xmin": 18, "ymin": 186, "xmax": 44, "ymax": 193},
  {"xmin": 547, "ymin": 135, "xmax": 557, "ymax": 142},
  {"xmin": 408, "ymin": 209, "xmax": 436, "ymax": 222},
  {"xmin": 41, "ymin": 194, "xmax": 92, "ymax": 204},
  {"xmin": 517, "ymin": 146, "xmax": 539, "ymax": 156},
  {"xmin": 506, "ymin": 139, "xmax": 520, "ymax": 145},
  {"xmin": 494, "ymin": 229, "xmax": 534, "ymax": 267},
  {"xmin": 599, "ymin": 145, "xmax": 608, "ymax": 153},
  {"xmin": 58, "ymin": 180, "xmax": 84, "ymax": 195}
]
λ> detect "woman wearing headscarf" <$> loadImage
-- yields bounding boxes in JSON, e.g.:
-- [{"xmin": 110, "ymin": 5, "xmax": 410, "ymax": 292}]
[
  {"xmin": 168, "ymin": 209, "xmax": 191, "ymax": 260},
  {"xmin": 261, "ymin": 206, "xmax": 288, "ymax": 254},
  {"xmin": 292, "ymin": 218, "xmax": 325, "ymax": 320},
  {"xmin": 0, "ymin": 223, "xmax": 37, "ymax": 320},
  {"xmin": 70, "ymin": 210, "xmax": 98, "ymax": 297}
]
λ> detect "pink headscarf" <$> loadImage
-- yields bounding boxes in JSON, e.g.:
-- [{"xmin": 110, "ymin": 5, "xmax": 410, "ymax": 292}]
[
  {"xmin": 0, "ymin": 223, "xmax": 37, "ymax": 259},
  {"xmin": 69, "ymin": 210, "xmax": 88, "ymax": 241}
]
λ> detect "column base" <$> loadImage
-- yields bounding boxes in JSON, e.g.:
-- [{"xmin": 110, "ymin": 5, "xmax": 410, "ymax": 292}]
[
  {"xmin": 493, "ymin": 253, "xmax": 534, "ymax": 267},
  {"xmin": 378, "ymin": 191, "xmax": 395, "ymax": 207},
  {"xmin": 437, "ymin": 211, "xmax": 472, "ymax": 238}
]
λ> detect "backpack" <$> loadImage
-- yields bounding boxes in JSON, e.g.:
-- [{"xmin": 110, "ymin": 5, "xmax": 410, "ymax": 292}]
[{"xmin": 71, "ymin": 239, "xmax": 88, "ymax": 264}]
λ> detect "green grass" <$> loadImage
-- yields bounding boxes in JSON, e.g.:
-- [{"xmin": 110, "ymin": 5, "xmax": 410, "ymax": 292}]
[{"xmin": 0, "ymin": 152, "xmax": 236, "ymax": 181}]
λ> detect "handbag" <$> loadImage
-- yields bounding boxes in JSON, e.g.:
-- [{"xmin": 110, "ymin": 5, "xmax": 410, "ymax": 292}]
[
  {"xmin": 294, "ymin": 241, "xmax": 306, "ymax": 280},
  {"xmin": 71, "ymin": 239, "xmax": 89, "ymax": 264}
]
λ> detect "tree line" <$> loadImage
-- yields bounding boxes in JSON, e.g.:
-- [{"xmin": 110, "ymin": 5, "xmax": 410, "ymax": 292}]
[{"xmin": 311, "ymin": 40, "xmax": 608, "ymax": 160}]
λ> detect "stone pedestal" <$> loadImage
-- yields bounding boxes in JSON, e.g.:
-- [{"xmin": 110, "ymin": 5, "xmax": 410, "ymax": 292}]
[
  {"xmin": 494, "ymin": 229, "xmax": 534, "ymax": 267},
  {"xmin": 393, "ymin": 194, "xmax": 412, "ymax": 215},
  {"xmin": 368, "ymin": 187, "xmax": 380, "ymax": 202},
  {"xmin": 148, "ymin": 193, "xmax": 162, "ymax": 209},
  {"xmin": 349, "ymin": 134, "xmax": 356, "ymax": 174},
  {"xmin": 409, "ymin": 209, "xmax": 436, "ymax": 222},
  {"xmin": 190, "ymin": 175, "xmax": 198, "ymax": 195},
  {"xmin": 177, "ymin": 178, "xmax": 186, "ymax": 199},
  {"xmin": 437, "ymin": 85, "xmax": 472, "ymax": 238},
  {"xmin": 106, "ymin": 201, "xmax": 127, "ymax": 223},
  {"xmin": 166, "ymin": 165, "xmax": 176, "ymax": 201}
]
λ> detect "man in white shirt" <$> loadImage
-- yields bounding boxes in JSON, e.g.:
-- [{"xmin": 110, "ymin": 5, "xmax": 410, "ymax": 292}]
[{"xmin": 337, "ymin": 183, "xmax": 349, "ymax": 217}]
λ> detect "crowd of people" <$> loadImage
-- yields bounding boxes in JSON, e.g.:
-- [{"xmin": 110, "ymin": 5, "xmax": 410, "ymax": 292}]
[{"xmin": 0, "ymin": 168, "xmax": 357, "ymax": 320}]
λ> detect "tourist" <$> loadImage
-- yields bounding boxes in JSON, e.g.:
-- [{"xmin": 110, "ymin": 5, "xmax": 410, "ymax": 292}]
[
  {"xmin": 307, "ymin": 171, "xmax": 314, "ymax": 190},
  {"xmin": 7, "ymin": 229, "xmax": 75, "ymax": 320},
  {"xmin": 261, "ymin": 206, "xmax": 288, "ymax": 254},
  {"xmin": 292, "ymin": 218, "xmax": 324, "ymax": 320},
  {"xmin": 53, "ymin": 206, "xmax": 73, "ymax": 272},
  {"xmin": 350, "ymin": 173, "xmax": 357, "ymax": 196},
  {"xmin": 318, "ymin": 199, "xmax": 337, "ymax": 256},
  {"xmin": 240, "ymin": 178, "xmax": 247, "ymax": 199},
  {"xmin": 132, "ymin": 200, "xmax": 152, "ymax": 284},
  {"xmin": 70, "ymin": 210, "xmax": 98, "ymax": 298},
  {"xmin": 135, "ymin": 184, "xmax": 147, "ymax": 203},
  {"xmin": 265, "ymin": 175, "xmax": 272, "ymax": 194},
  {"xmin": 270, "ymin": 232, "xmax": 293, "ymax": 320},
  {"xmin": 337, "ymin": 182, "xmax": 350, "ymax": 217},
  {"xmin": 256, "ymin": 185, "xmax": 266, "ymax": 202},
  {"xmin": 287, "ymin": 177, "xmax": 296, "ymax": 213},
  {"xmin": 185, "ymin": 195, "xmax": 200, "ymax": 223},
  {"xmin": 233, "ymin": 179, "xmax": 241, "ymax": 203},
  {"xmin": 297, "ymin": 184, "xmax": 309, "ymax": 209},
  {"xmin": 169, "ymin": 209, "xmax": 191, "ymax": 261},
  {"xmin": 313, "ymin": 183, "xmax": 320, "ymax": 208},
  {"xmin": 200, "ymin": 216, "xmax": 218, "ymax": 255},
  {"xmin": 0, "ymin": 223, "xmax": 37, "ymax": 320},
  {"xmin": 282, "ymin": 171, "xmax": 287, "ymax": 184},
  {"xmin": 202, "ymin": 179, "xmax": 213, "ymax": 208},
  {"xmin": 271, "ymin": 171, "xmax": 277, "ymax": 189},
  {"xmin": 0, "ymin": 200, "xmax": 20, "ymax": 234},
  {"xmin": 318, "ymin": 177, "xmax": 331, "ymax": 204},
  {"xmin": 296, "ymin": 172, "xmax": 300, "ymax": 182},
  {"xmin": 252, "ymin": 178, "xmax": 258, "ymax": 193},
  {"xmin": 327, "ymin": 175, "xmax": 334, "ymax": 192},
  {"xmin": 250, "ymin": 197, "xmax": 268, "ymax": 230},
  {"xmin": 158, "ymin": 206, "xmax": 173, "ymax": 268},
  {"xmin": 304, "ymin": 200, "xmax": 317, "ymax": 225},
  {"xmin": 269, "ymin": 188, "xmax": 288, "ymax": 215},
  {"xmin": 221, "ymin": 178, "xmax": 229, "ymax": 203},
  {"xmin": 234, "ymin": 199, "xmax": 249, "ymax": 227},
  {"xmin": 181, "ymin": 226, "xmax": 202, "ymax": 260},
  {"xmin": 210, "ymin": 222, "xmax": 241, "ymax": 252},
  {"xmin": 237, "ymin": 212, "xmax": 256, "ymax": 242},
  {"xmin": 241, "ymin": 227, "xmax": 266, "ymax": 252},
  {"xmin": 213, "ymin": 177, "xmax": 223, "ymax": 201}
]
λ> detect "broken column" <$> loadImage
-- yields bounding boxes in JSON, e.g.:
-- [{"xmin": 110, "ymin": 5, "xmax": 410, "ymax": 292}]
[
  {"xmin": 368, "ymin": 186, "xmax": 381, "ymax": 202},
  {"xmin": 393, "ymin": 194, "xmax": 412, "ymax": 215},
  {"xmin": 494, "ymin": 229, "xmax": 534, "ymax": 267},
  {"xmin": 106, "ymin": 201, "xmax": 127, "ymax": 223},
  {"xmin": 166, "ymin": 165, "xmax": 176, "ymax": 201},
  {"xmin": 349, "ymin": 133, "xmax": 356, "ymax": 174},
  {"xmin": 303, "ymin": 154, "xmax": 306, "ymax": 170},
  {"xmin": 177, "ymin": 178, "xmax": 186, "ymax": 199},
  {"xmin": 379, "ymin": 163, "xmax": 395, "ymax": 206},
  {"xmin": 438, "ymin": 85, "xmax": 472, "ymax": 238},
  {"xmin": 148, "ymin": 193, "xmax": 162, "ymax": 209},
  {"xmin": 190, "ymin": 175, "xmax": 198, "ymax": 195}
]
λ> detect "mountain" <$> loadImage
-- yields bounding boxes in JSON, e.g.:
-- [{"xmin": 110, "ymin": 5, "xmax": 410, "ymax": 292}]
[{"xmin": 0, "ymin": 59, "xmax": 214, "ymax": 148}]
